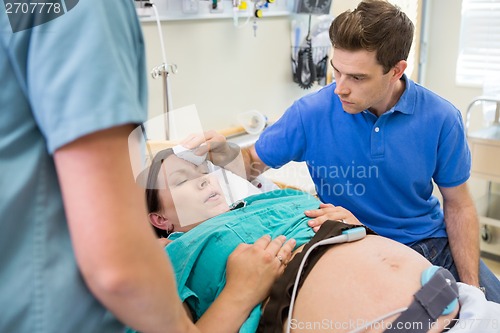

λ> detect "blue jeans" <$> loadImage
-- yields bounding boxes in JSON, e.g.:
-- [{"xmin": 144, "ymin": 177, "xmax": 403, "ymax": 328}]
[{"xmin": 410, "ymin": 237, "xmax": 500, "ymax": 304}]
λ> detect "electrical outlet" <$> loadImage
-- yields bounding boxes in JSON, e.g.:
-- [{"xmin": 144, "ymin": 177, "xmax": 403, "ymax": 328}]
[
  {"xmin": 182, "ymin": 0, "xmax": 200, "ymax": 14},
  {"xmin": 134, "ymin": 0, "xmax": 153, "ymax": 17}
]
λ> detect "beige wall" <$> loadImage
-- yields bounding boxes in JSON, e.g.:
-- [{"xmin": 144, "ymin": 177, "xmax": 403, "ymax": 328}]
[
  {"xmin": 141, "ymin": 1, "xmax": 366, "ymax": 131},
  {"xmin": 141, "ymin": 0, "xmax": 425, "ymax": 132},
  {"xmin": 141, "ymin": 1, "xmax": 488, "ymax": 138},
  {"xmin": 140, "ymin": 0, "xmax": 497, "ymax": 232},
  {"xmin": 140, "ymin": 0, "xmax": 489, "ymax": 133},
  {"xmin": 141, "ymin": 17, "xmax": 308, "ymax": 131},
  {"xmin": 141, "ymin": 0, "xmax": 495, "ymax": 197}
]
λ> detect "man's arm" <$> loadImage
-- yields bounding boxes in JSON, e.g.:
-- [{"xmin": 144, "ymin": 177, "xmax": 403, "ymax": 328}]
[
  {"xmin": 439, "ymin": 182, "xmax": 480, "ymax": 287},
  {"xmin": 240, "ymin": 145, "xmax": 268, "ymax": 181},
  {"xmin": 54, "ymin": 125, "xmax": 198, "ymax": 333}
]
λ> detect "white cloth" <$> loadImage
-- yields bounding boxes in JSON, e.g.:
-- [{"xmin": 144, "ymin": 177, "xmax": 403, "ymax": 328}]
[{"xmin": 449, "ymin": 283, "xmax": 500, "ymax": 332}]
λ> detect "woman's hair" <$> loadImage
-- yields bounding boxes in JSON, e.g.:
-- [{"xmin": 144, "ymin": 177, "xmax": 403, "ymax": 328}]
[
  {"xmin": 145, "ymin": 148, "xmax": 175, "ymax": 238},
  {"xmin": 329, "ymin": 0, "xmax": 414, "ymax": 74}
]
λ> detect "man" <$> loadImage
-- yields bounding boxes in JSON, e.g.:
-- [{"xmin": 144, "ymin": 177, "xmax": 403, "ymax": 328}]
[
  {"xmin": 190, "ymin": 0, "xmax": 500, "ymax": 302},
  {"xmin": 0, "ymin": 1, "xmax": 293, "ymax": 332}
]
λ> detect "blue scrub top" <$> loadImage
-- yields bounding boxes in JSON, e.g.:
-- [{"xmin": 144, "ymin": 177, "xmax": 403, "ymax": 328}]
[
  {"xmin": 0, "ymin": 1, "xmax": 147, "ymax": 332},
  {"xmin": 256, "ymin": 75, "xmax": 471, "ymax": 245}
]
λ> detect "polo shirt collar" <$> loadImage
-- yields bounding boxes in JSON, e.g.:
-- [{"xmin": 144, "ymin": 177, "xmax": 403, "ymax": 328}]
[{"xmin": 392, "ymin": 74, "xmax": 415, "ymax": 115}]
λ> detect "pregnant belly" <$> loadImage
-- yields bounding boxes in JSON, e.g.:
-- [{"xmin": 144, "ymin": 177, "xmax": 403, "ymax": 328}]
[{"xmin": 286, "ymin": 235, "xmax": 458, "ymax": 332}]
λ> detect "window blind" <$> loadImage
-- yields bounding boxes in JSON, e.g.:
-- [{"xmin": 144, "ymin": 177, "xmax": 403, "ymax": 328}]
[{"xmin": 456, "ymin": 0, "xmax": 500, "ymax": 86}]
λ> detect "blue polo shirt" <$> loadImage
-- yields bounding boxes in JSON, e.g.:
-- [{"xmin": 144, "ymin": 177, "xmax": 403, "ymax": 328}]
[
  {"xmin": 256, "ymin": 75, "xmax": 471, "ymax": 245},
  {"xmin": 0, "ymin": 1, "xmax": 146, "ymax": 332}
]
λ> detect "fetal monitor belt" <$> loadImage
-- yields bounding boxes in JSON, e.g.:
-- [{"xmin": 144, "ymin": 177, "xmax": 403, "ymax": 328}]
[
  {"xmin": 257, "ymin": 220, "xmax": 376, "ymax": 333},
  {"xmin": 383, "ymin": 266, "xmax": 459, "ymax": 333}
]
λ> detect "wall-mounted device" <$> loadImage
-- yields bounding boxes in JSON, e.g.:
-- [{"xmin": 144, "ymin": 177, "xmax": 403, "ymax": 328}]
[{"xmin": 291, "ymin": 0, "xmax": 332, "ymax": 15}]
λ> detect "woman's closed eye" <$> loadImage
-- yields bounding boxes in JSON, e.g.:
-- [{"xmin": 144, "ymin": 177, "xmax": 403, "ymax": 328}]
[
  {"xmin": 171, "ymin": 172, "xmax": 206, "ymax": 187},
  {"xmin": 173, "ymin": 178, "xmax": 188, "ymax": 187},
  {"xmin": 167, "ymin": 163, "xmax": 210, "ymax": 187}
]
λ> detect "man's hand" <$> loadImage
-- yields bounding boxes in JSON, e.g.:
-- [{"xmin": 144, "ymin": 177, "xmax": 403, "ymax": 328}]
[
  {"xmin": 180, "ymin": 130, "xmax": 240, "ymax": 167},
  {"xmin": 305, "ymin": 203, "xmax": 362, "ymax": 232}
]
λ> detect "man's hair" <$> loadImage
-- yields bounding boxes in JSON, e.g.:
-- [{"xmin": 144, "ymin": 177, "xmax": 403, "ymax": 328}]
[{"xmin": 329, "ymin": 0, "xmax": 414, "ymax": 73}]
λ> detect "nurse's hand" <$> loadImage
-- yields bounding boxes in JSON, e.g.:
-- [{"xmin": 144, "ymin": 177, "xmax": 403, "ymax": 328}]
[
  {"xmin": 195, "ymin": 235, "xmax": 295, "ymax": 332},
  {"xmin": 180, "ymin": 130, "xmax": 240, "ymax": 167},
  {"xmin": 225, "ymin": 235, "xmax": 296, "ymax": 307},
  {"xmin": 305, "ymin": 203, "xmax": 363, "ymax": 232}
]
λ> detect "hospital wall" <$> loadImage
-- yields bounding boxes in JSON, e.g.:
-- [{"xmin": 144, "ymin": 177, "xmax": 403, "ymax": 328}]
[
  {"xmin": 140, "ymin": 0, "xmax": 481, "ymax": 130},
  {"xmin": 140, "ymin": 0, "xmax": 363, "ymax": 131},
  {"xmin": 140, "ymin": 17, "xmax": 308, "ymax": 131},
  {"xmin": 140, "ymin": 0, "xmax": 493, "ymax": 196}
]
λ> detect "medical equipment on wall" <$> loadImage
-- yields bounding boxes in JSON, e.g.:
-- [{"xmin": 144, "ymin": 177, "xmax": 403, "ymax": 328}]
[
  {"xmin": 291, "ymin": 15, "xmax": 332, "ymax": 89},
  {"xmin": 289, "ymin": 0, "xmax": 332, "ymax": 15},
  {"xmin": 137, "ymin": 0, "xmax": 285, "ymax": 34},
  {"xmin": 230, "ymin": 0, "xmax": 280, "ymax": 33}
]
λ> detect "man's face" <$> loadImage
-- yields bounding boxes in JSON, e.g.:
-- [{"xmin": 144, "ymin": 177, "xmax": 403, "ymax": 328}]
[{"xmin": 331, "ymin": 48, "xmax": 395, "ymax": 116}]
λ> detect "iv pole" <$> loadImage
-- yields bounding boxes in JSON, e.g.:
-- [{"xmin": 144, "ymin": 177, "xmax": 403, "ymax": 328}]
[{"xmin": 148, "ymin": 1, "xmax": 176, "ymax": 141}]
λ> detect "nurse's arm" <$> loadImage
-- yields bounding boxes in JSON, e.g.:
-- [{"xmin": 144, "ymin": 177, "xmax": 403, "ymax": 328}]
[
  {"xmin": 54, "ymin": 125, "xmax": 198, "ymax": 333},
  {"xmin": 439, "ymin": 182, "xmax": 480, "ymax": 287},
  {"xmin": 195, "ymin": 236, "xmax": 295, "ymax": 332}
]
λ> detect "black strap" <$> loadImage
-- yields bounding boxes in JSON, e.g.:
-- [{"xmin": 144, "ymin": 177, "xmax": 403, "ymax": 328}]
[{"xmin": 257, "ymin": 220, "xmax": 375, "ymax": 333}]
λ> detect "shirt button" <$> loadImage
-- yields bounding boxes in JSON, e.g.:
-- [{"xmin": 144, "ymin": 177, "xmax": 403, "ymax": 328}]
[{"xmin": 374, "ymin": 127, "xmax": 380, "ymax": 133}]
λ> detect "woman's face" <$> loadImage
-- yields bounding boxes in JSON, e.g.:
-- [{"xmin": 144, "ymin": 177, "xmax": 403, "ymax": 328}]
[{"xmin": 156, "ymin": 154, "xmax": 230, "ymax": 232}]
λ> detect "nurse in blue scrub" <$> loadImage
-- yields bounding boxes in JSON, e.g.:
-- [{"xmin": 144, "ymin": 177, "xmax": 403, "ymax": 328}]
[{"xmin": 0, "ymin": 1, "xmax": 292, "ymax": 332}]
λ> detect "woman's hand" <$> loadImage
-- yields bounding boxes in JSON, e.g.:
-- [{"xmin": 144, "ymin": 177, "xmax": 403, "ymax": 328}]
[
  {"xmin": 225, "ymin": 235, "xmax": 296, "ymax": 307},
  {"xmin": 305, "ymin": 203, "xmax": 362, "ymax": 232}
]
